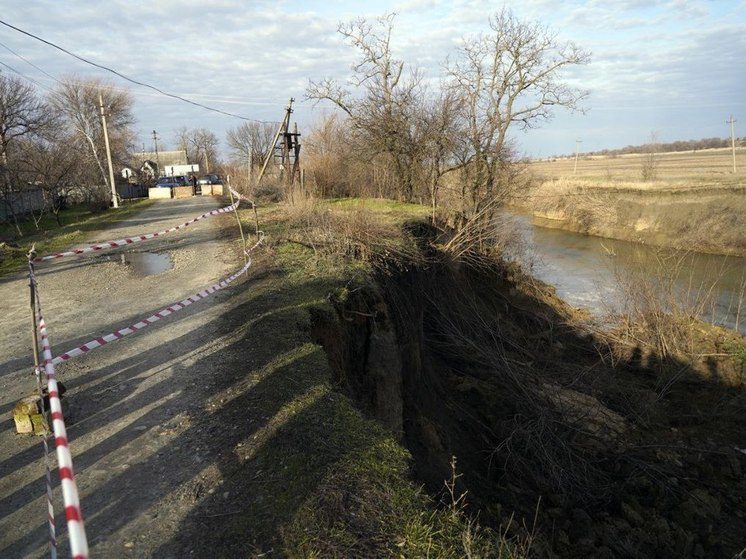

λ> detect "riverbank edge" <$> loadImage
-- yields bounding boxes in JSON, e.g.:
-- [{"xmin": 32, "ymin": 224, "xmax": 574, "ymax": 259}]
[
  {"xmin": 240, "ymin": 199, "xmax": 745, "ymax": 558},
  {"xmin": 511, "ymin": 184, "xmax": 746, "ymax": 257}
]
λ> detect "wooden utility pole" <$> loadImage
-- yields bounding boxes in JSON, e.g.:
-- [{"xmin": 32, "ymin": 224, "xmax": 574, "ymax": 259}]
[
  {"xmin": 573, "ymin": 138, "xmax": 582, "ymax": 175},
  {"xmin": 290, "ymin": 121, "xmax": 301, "ymax": 185},
  {"xmin": 727, "ymin": 115, "xmax": 737, "ymax": 173},
  {"xmin": 99, "ymin": 93, "xmax": 118, "ymax": 208},
  {"xmin": 247, "ymin": 145, "xmax": 253, "ymax": 189},
  {"xmin": 152, "ymin": 130, "xmax": 161, "ymax": 175},
  {"xmin": 256, "ymin": 98, "xmax": 294, "ymax": 186}
]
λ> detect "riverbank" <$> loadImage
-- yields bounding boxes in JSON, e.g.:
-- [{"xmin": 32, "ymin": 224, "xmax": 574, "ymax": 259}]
[
  {"xmin": 513, "ymin": 178, "xmax": 746, "ymax": 256},
  {"xmin": 241, "ymin": 198, "xmax": 745, "ymax": 558}
]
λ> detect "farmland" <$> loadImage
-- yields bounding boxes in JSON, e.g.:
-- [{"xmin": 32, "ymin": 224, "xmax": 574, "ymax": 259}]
[
  {"xmin": 529, "ymin": 146, "xmax": 746, "ymax": 188},
  {"xmin": 519, "ymin": 147, "xmax": 746, "ymax": 256}
]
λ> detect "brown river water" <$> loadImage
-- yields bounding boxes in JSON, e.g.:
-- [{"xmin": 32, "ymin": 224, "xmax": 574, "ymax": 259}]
[{"xmin": 505, "ymin": 212, "xmax": 746, "ymax": 334}]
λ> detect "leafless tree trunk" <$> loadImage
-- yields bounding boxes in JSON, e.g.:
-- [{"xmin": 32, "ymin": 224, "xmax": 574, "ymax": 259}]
[{"xmin": 0, "ymin": 72, "xmax": 52, "ymax": 236}]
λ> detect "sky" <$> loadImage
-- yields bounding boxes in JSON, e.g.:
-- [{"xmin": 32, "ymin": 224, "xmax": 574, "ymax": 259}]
[{"xmin": 0, "ymin": 0, "xmax": 744, "ymax": 158}]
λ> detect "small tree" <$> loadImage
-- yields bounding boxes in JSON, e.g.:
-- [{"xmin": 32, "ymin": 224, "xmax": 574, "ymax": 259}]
[
  {"xmin": 173, "ymin": 126, "xmax": 194, "ymax": 162},
  {"xmin": 0, "ymin": 72, "xmax": 52, "ymax": 234},
  {"xmin": 226, "ymin": 121, "xmax": 277, "ymax": 180},
  {"xmin": 52, "ymin": 77, "xmax": 134, "ymax": 207},
  {"xmin": 190, "ymin": 128, "xmax": 219, "ymax": 174},
  {"xmin": 641, "ymin": 131, "xmax": 659, "ymax": 181},
  {"xmin": 307, "ymin": 13, "xmax": 427, "ymax": 202},
  {"xmin": 419, "ymin": 90, "xmax": 464, "ymax": 220}
]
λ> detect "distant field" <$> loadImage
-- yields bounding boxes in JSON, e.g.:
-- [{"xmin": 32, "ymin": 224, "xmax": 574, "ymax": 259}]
[
  {"xmin": 518, "ymin": 147, "xmax": 746, "ymax": 256},
  {"xmin": 529, "ymin": 147, "xmax": 746, "ymax": 189}
]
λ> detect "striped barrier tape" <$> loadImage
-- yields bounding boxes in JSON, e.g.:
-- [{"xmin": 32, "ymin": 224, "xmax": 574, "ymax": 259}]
[
  {"xmin": 33, "ymin": 366, "xmax": 57, "ymax": 559},
  {"xmin": 51, "ymin": 236, "xmax": 263, "ymax": 366},
  {"xmin": 26, "ymin": 191, "xmax": 260, "ymax": 558},
  {"xmin": 33, "ymin": 198, "xmax": 240, "ymax": 263},
  {"xmin": 29, "ymin": 263, "xmax": 89, "ymax": 559}
]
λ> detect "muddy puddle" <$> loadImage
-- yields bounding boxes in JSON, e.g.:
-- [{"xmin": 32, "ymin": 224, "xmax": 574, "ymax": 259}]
[{"xmin": 117, "ymin": 251, "xmax": 172, "ymax": 276}]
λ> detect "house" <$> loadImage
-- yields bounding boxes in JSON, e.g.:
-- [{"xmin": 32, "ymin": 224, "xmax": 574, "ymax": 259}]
[{"xmin": 131, "ymin": 150, "xmax": 198, "ymax": 178}]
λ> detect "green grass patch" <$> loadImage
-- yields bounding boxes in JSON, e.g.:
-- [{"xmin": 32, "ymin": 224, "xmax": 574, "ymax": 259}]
[
  {"xmin": 0, "ymin": 200, "xmax": 154, "ymax": 276},
  {"xmin": 220, "ymin": 200, "xmax": 526, "ymax": 557}
]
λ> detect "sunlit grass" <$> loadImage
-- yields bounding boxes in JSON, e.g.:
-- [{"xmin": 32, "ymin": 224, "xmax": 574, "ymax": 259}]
[{"xmin": 0, "ymin": 199, "xmax": 154, "ymax": 276}]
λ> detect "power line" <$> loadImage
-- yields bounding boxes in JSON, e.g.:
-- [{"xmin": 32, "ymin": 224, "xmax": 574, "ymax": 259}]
[
  {"xmin": 0, "ymin": 18, "xmax": 278, "ymax": 124},
  {"xmin": 0, "ymin": 43, "xmax": 285, "ymax": 108},
  {"xmin": 0, "ymin": 58, "xmax": 52, "ymax": 92},
  {"xmin": 0, "ymin": 39, "xmax": 59, "ymax": 84}
]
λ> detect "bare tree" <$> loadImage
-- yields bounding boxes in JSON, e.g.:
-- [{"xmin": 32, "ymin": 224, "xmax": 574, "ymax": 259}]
[
  {"xmin": 446, "ymin": 8, "xmax": 590, "ymax": 214},
  {"xmin": 51, "ymin": 77, "xmax": 134, "ymax": 206},
  {"xmin": 307, "ymin": 13, "xmax": 426, "ymax": 201},
  {"xmin": 173, "ymin": 126, "xmax": 193, "ymax": 162},
  {"xmin": 0, "ymin": 72, "xmax": 53, "ymax": 234},
  {"xmin": 226, "ymin": 121, "xmax": 276, "ymax": 173},
  {"xmin": 189, "ymin": 128, "xmax": 219, "ymax": 174},
  {"xmin": 12, "ymin": 131, "xmax": 81, "ymax": 226}
]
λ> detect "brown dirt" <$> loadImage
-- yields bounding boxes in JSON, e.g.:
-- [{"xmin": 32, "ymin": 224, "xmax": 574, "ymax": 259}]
[
  {"xmin": 0, "ymin": 197, "xmax": 286, "ymax": 557},
  {"xmin": 309, "ymin": 241, "xmax": 746, "ymax": 558}
]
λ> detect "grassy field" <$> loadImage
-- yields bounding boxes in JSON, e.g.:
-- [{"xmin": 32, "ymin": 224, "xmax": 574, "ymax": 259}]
[
  {"xmin": 0, "ymin": 200, "xmax": 153, "ymax": 276},
  {"xmin": 529, "ymin": 146, "xmax": 746, "ymax": 189}
]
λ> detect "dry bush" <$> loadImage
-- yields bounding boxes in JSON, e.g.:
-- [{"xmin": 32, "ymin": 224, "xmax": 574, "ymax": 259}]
[
  {"xmin": 253, "ymin": 179, "xmax": 285, "ymax": 203},
  {"xmin": 438, "ymin": 200, "xmax": 532, "ymax": 268},
  {"xmin": 281, "ymin": 197, "xmax": 414, "ymax": 264}
]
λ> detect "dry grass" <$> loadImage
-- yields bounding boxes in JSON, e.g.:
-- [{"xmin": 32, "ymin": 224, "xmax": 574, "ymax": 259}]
[
  {"xmin": 518, "ymin": 176, "xmax": 746, "ymax": 256},
  {"xmin": 529, "ymin": 147, "xmax": 746, "ymax": 188}
]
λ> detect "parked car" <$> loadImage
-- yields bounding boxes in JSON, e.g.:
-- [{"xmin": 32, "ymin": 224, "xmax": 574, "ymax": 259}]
[
  {"xmin": 155, "ymin": 176, "xmax": 189, "ymax": 187},
  {"xmin": 197, "ymin": 174, "xmax": 223, "ymax": 186}
]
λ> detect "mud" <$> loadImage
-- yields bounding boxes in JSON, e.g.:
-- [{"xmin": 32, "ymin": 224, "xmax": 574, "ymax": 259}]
[{"xmin": 116, "ymin": 251, "xmax": 173, "ymax": 276}]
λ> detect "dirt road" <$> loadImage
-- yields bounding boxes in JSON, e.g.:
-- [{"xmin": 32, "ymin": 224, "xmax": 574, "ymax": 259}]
[{"xmin": 0, "ymin": 197, "xmax": 279, "ymax": 557}]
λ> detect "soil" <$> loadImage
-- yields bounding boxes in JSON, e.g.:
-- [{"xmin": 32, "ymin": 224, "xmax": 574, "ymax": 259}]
[
  {"xmin": 0, "ymin": 197, "xmax": 273, "ymax": 557},
  {"xmin": 2, "ymin": 198, "xmax": 744, "ymax": 558},
  {"xmin": 310, "ymin": 240, "xmax": 746, "ymax": 558},
  {"xmin": 517, "ymin": 185, "xmax": 746, "ymax": 257}
]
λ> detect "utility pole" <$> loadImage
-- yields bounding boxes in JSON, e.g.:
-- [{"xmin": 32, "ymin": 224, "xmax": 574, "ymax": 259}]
[
  {"xmin": 152, "ymin": 130, "xmax": 161, "ymax": 176},
  {"xmin": 99, "ymin": 93, "xmax": 118, "ymax": 208},
  {"xmin": 247, "ymin": 144, "xmax": 253, "ymax": 189},
  {"xmin": 727, "ymin": 115, "xmax": 737, "ymax": 173},
  {"xmin": 256, "ymin": 98, "xmax": 294, "ymax": 186},
  {"xmin": 573, "ymin": 138, "xmax": 582, "ymax": 175},
  {"xmin": 291, "ymin": 121, "xmax": 301, "ymax": 185}
]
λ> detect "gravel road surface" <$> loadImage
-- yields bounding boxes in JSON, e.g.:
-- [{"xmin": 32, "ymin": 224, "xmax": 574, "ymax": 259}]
[{"xmin": 0, "ymin": 196, "xmax": 264, "ymax": 557}]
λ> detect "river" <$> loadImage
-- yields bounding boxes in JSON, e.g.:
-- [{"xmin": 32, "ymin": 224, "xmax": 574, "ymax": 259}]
[{"xmin": 505, "ymin": 212, "xmax": 746, "ymax": 334}]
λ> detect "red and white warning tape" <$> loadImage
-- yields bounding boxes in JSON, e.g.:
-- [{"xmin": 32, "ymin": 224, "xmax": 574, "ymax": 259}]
[
  {"xmin": 33, "ymin": 366, "xmax": 58, "ymax": 559},
  {"xmin": 26, "ymin": 188, "xmax": 261, "ymax": 558},
  {"xmin": 30, "ymin": 265, "xmax": 89, "ymax": 559},
  {"xmin": 33, "ymin": 198, "xmax": 240, "ymax": 263},
  {"xmin": 51, "ymin": 236, "xmax": 263, "ymax": 366}
]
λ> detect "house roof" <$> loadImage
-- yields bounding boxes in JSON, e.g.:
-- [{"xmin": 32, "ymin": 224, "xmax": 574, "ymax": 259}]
[{"xmin": 133, "ymin": 150, "xmax": 188, "ymax": 167}]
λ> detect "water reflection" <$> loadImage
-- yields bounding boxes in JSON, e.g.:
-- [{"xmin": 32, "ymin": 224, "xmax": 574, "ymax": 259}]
[
  {"xmin": 118, "ymin": 251, "xmax": 172, "ymax": 277},
  {"xmin": 504, "ymin": 212, "xmax": 745, "ymax": 333}
]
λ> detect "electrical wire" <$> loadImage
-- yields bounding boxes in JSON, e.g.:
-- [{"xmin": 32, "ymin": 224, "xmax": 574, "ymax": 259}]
[{"xmin": 0, "ymin": 18, "xmax": 279, "ymax": 124}]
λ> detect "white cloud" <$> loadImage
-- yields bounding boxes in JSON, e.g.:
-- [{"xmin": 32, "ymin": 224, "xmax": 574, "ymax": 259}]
[{"xmin": 0, "ymin": 0, "xmax": 743, "ymax": 157}]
